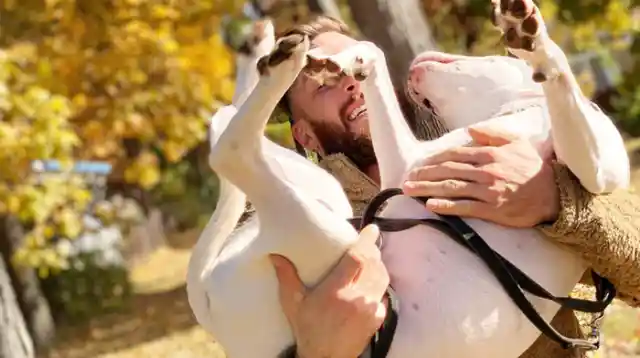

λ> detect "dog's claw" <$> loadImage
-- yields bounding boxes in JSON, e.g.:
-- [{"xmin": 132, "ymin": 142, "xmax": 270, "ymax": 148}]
[
  {"xmin": 532, "ymin": 72, "xmax": 547, "ymax": 83},
  {"xmin": 256, "ymin": 33, "xmax": 307, "ymax": 76},
  {"xmin": 302, "ymin": 42, "xmax": 378, "ymax": 85}
]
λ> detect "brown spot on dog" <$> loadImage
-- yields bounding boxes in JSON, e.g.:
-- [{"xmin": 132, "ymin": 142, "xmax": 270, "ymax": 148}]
[
  {"xmin": 504, "ymin": 28, "xmax": 523, "ymax": 49},
  {"xmin": 521, "ymin": 14, "xmax": 539, "ymax": 35},
  {"xmin": 256, "ymin": 34, "xmax": 306, "ymax": 75},
  {"xmin": 257, "ymin": 56, "xmax": 270, "ymax": 76},
  {"xmin": 510, "ymin": 0, "xmax": 528, "ymax": 18},
  {"xmin": 500, "ymin": 0, "xmax": 512, "ymax": 15},
  {"xmin": 532, "ymin": 71, "xmax": 547, "ymax": 83}
]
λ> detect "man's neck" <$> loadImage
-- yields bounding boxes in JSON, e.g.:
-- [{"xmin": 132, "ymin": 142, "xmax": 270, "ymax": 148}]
[{"xmin": 363, "ymin": 164, "xmax": 381, "ymax": 186}]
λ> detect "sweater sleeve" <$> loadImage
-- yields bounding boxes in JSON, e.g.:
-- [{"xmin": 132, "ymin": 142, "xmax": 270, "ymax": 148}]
[{"xmin": 538, "ymin": 163, "xmax": 640, "ymax": 307}]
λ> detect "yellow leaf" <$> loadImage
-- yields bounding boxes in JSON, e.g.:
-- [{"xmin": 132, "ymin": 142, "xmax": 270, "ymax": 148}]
[{"xmin": 138, "ymin": 165, "xmax": 161, "ymax": 189}]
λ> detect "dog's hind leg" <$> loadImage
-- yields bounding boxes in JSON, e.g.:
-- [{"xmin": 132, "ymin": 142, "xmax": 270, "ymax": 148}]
[{"xmin": 493, "ymin": 0, "xmax": 630, "ymax": 193}]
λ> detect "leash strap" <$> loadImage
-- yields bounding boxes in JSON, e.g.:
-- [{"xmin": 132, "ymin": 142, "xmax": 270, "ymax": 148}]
[{"xmin": 351, "ymin": 188, "xmax": 616, "ymax": 356}]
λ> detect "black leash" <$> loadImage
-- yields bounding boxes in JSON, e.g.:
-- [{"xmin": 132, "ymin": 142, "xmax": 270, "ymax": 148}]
[{"xmin": 351, "ymin": 188, "xmax": 616, "ymax": 358}]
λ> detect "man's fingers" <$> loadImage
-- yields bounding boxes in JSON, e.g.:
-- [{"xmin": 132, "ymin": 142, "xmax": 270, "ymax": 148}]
[
  {"xmin": 406, "ymin": 162, "xmax": 494, "ymax": 184},
  {"xmin": 319, "ymin": 225, "xmax": 384, "ymax": 293},
  {"xmin": 421, "ymin": 146, "xmax": 497, "ymax": 166},
  {"xmin": 356, "ymin": 224, "xmax": 381, "ymax": 247},
  {"xmin": 270, "ymin": 254, "xmax": 306, "ymax": 317},
  {"xmin": 349, "ymin": 225, "xmax": 389, "ymax": 308},
  {"xmin": 403, "ymin": 179, "xmax": 495, "ymax": 203},
  {"xmin": 425, "ymin": 199, "xmax": 494, "ymax": 219},
  {"xmin": 468, "ymin": 126, "xmax": 519, "ymax": 147}
]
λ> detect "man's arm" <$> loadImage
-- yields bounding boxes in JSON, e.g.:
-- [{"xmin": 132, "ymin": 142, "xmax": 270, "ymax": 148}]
[
  {"xmin": 540, "ymin": 164, "xmax": 640, "ymax": 307},
  {"xmin": 271, "ymin": 224, "xmax": 389, "ymax": 358}
]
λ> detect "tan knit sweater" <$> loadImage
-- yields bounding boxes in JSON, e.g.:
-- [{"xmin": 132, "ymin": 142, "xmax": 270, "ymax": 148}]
[{"xmin": 319, "ymin": 154, "xmax": 640, "ymax": 358}]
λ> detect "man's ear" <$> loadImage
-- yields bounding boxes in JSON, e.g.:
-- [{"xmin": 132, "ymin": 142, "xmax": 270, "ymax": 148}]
[{"xmin": 291, "ymin": 120, "xmax": 324, "ymax": 155}]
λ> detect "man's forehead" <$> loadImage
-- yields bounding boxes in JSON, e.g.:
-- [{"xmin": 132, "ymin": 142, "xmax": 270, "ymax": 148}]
[{"xmin": 310, "ymin": 31, "xmax": 357, "ymax": 55}]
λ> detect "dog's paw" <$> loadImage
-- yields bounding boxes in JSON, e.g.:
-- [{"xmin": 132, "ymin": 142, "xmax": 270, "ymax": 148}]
[
  {"xmin": 492, "ymin": 0, "xmax": 544, "ymax": 52},
  {"xmin": 491, "ymin": 0, "xmax": 555, "ymax": 82},
  {"xmin": 304, "ymin": 41, "xmax": 381, "ymax": 86},
  {"xmin": 256, "ymin": 33, "xmax": 309, "ymax": 80},
  {"xmin": 245, "ymin": 19, "xmax": 276, "ymax": 59},
  {"xmin": 222, "ymin": 18, "xmax": 276, "ymax": 59}
]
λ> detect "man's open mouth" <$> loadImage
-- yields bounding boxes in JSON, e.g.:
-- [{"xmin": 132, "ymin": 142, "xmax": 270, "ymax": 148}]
[{"xmin": 348, "ymin": 105, "xmax": 367, "ymax": 122}]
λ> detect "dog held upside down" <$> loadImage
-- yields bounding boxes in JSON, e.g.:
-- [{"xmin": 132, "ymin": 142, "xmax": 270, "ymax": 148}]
[{"xmin": 186, "ymin": 1, "xmax": 630, "ymax": 357}]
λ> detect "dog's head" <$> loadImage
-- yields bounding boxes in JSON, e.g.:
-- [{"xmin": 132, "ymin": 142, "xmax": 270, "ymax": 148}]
[{"xmin": 407, "ymin": 51, "xmax": 543, "ymax": 130}]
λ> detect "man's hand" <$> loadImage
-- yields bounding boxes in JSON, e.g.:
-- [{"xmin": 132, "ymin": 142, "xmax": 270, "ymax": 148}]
[
  {"xmin": 402, "ymin": 126, "xmax": 560, "ymax": 228},
  {"xmin": 270, "ymin": 225, "xmax": 389, "ymax": 358}
]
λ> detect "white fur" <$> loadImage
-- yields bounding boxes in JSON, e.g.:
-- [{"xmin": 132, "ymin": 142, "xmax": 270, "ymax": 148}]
[{"xmin": 187, "ymin": 4, "xmax": 630, "ymax": 358}]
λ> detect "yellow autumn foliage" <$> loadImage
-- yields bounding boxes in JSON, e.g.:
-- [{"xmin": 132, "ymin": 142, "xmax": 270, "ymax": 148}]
[{"xmin": 1, "ymin": 0, "xmax": 243, "ymax": 275}]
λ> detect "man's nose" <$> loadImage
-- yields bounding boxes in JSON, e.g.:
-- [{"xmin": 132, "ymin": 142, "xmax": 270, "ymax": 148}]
[{"xmin": 339, "ymin": 75, "xmax": 360, "ymax": 94}]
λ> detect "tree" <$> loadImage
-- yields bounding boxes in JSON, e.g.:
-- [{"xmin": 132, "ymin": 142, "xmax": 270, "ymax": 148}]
[
  {"xmin": 0, "ymin": 253, "xmax": 34, "ymax": 358},
  {"xmin": 0, "ymin": 216, "xmax": 54, "ymax": 353},
  {"xmin": 0, "ymin": 0, "xmax": 242, "ymax": 337},
  {"xmin": 0, "ymin": 0, "xmax": 241, "ymax": 265},
  {"xmin": 346, "ymin": 0, "xmax": 439, "ymax": 89}
]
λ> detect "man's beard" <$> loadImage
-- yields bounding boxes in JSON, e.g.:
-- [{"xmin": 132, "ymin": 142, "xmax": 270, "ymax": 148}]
[{"xmin": 310, "ymin": 121, "xmax": 377, "ymax": 171}]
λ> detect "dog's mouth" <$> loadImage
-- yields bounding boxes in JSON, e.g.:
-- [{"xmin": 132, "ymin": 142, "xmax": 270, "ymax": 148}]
[
  {"xmin": 411, "ymin": 52, "xmax": 459, "ymax": 67},
  {"xmin": 421, "ymin": 98, "xmax": 434, "ymax": 111},
  {"xmin": 406, "ymin": 86, "xmax": 437, "ymax": 115}
]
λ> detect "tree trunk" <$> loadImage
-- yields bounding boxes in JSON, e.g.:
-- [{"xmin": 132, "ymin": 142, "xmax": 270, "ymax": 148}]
[
  {"xmin": 346, "ymin": 0, "xmax": 448, "ymax": 140},
  {"xmin": 306, "ymin": 0, "xmax": 344, "ymax": 21},
  {"xmin": 0, "ymin": 251, "xmax": 34, "ymax": 358},
  {"xmin": 0, "ymin": 216, "xmax": 56, "ymax": 354},
  {"xmin": 346, "ymin": 0, "xmax": 438, "ymax": 89}
]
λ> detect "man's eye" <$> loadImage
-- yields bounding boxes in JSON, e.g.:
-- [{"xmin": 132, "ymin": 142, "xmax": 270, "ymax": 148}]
[{"xmin": 316, "ymin": 83, "xmax": 328, "ymax": 92}]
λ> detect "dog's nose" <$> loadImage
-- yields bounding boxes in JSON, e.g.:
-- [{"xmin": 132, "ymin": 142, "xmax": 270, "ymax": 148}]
[{"xmin": 408, "ymin": 66, "xmax": 425, "ymax": 87}]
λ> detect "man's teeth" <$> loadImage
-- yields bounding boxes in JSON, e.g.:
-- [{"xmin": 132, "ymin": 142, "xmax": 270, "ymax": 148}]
[{"xmin": 348, "ymin": 106, "xmax": 367, "ymax": 121}]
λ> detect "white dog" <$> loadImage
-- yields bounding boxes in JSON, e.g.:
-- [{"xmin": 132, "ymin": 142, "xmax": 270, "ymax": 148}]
[{"xmin": 187, "ymin": 0, "xmax": 630, "ymax": 357}]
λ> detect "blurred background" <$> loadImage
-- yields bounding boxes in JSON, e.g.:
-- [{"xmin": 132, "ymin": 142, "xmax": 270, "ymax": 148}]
[{"xmin": 0, "ymin": 0, "xmax": 638, "ymax": 357}]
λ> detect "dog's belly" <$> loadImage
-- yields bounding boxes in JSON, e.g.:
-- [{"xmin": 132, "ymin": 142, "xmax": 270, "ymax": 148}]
[{"xmin": 380, "ymin": 196, "xmax": 586, "ymax": 358}]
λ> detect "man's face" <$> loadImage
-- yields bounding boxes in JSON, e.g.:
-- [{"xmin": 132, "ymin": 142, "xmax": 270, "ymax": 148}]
[{"xmin": 287, "ymin": 31, "xmax": 376, "ymax": 171}]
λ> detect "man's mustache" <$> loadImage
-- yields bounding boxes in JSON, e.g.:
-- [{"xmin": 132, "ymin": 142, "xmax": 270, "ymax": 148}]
[{"xmin": 339, "ymin": 93, "xmax": 365, "ymax": 122}]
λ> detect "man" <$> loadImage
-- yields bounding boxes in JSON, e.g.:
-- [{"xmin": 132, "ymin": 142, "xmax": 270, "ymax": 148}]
[{"xmin": 264, "ymin": 16, "xmax": 640, "ymax": 358}]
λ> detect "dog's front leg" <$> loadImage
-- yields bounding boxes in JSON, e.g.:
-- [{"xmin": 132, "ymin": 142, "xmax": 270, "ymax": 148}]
[
  {"xmin": 231, "ymin": 20, "xmax": 277, "ymax": 106},
  {"xmin": 493, "ymin": 0, "xmax": 630, "ymax": 193}
]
